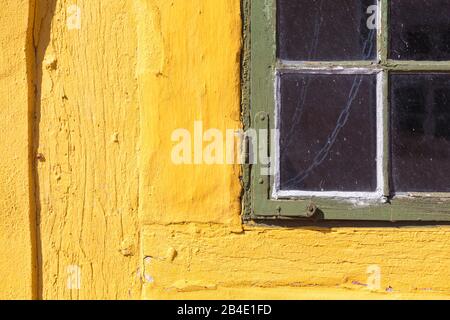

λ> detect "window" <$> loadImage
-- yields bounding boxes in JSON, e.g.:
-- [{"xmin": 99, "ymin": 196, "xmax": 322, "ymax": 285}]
[{"xmin": 245, "ymin": 0, "xmax": 450, "ymax": 221}]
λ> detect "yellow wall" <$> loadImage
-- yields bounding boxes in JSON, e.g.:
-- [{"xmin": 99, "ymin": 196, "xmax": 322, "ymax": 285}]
[
  {"xmin": 137, "ymin": 0, "xmax": 450, "ymax": 300},
  {"xmin": 0, "ymin": 0, "xmax": 36, "ymax": 300},
  {"xmin": 1, "ymin": 0, "xmax": 450, "ymax": 300},
  {"xmin": 34, "ymin": 0, "xmax": 141, "ymax": 299}
]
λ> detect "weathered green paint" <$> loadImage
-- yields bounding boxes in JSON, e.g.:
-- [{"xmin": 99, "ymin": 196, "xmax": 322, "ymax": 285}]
[
  {"xmin": 241, "ymin": 0, "xmax": 252, "ymax": 218},
  {"xmin": 243, "ymin": 0, "xmax": 450, "ymax": 222},
  {"xmin": 379, "ymin": 0, "xmax": 388, "ymax": 63}
]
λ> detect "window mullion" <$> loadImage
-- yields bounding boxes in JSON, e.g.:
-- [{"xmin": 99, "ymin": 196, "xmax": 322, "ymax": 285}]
[
  {"xmin": 380, "ymin": 70, "xmax": 390, "ymax": 199},
  {"xmin": 378, "ymin": 0, "xmax": 390, "ymax": 199},
  {"xmin": 378, "ymin": 0, "xmax": 389, "ymax": 64}
]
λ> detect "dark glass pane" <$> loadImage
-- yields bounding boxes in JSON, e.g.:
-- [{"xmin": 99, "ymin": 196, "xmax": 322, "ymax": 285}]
[
  {"xmin": 390, "ymin": 0, "xmax": 450, "ymax": 60},
  {"xmin": 279, "ymin": 72, "xmax": 378, "ymax": 192},
  {"xmin": 277, "ymin": 0, "xmax": 377, "ymax": 61},
  {"xmin": 390, "ymin": 73, "xmax": 450, "ymax": 193}
]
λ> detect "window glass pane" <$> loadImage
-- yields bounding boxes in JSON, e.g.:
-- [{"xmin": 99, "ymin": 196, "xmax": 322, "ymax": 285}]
[
  {"xmin": 391, "ymin": 73, "xmax": 450, "ymax": 192},
  {"xmin": 277, "ymin": 0, "xmax": 377, "ymax": 61},
  {"xmin": 390, "ymin": 0, "xmax": 450, "ymax": 60},
  {"xmin": 279, "ymin": 72, "xmax": 378, "ymax": 192}
]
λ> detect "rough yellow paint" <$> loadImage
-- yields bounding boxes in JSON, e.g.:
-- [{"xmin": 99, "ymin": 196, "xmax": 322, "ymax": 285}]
[
  {"xmin": 0, "ymin": 0, "xmax": 36, "ymax": 300},
  {"xmin": 137, "ymin": 0, "xmax": 450, "ymax": 300},
  {"xmin": 34, "ymin": 0, "xmax": 141, "ymax": 299},
  {"xmin": 136, "ymin": 0, "xmax": 243, "ymax": 227},
  {"xmin": 2, "ymin": 0, "xmax": 450, "ymax": 300},
  {"xmin": 142, "ymin": 224, "xmax": 450, "ymax": 299}
]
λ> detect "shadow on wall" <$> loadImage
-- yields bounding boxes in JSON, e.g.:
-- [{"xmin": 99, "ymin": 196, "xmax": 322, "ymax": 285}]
[{"xmin": 27, "ymin": 0, "xmax": 57, "ymax": 300}]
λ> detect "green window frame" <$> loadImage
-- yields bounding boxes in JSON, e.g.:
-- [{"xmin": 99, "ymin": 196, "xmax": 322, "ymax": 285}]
[{"xmin": 243, "ymin": 0, "xmax": 450, "ymax": 222}]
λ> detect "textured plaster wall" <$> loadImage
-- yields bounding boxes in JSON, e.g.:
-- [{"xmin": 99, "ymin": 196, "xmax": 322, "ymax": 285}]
[
  {"xmin": 1, "ymin": 0, "xmax": 450, "ymax": 299},
  {"xmin": 137, "ymin": 0, "xmax": 450, "ymax": 300},
  {"xmin": 33, "ymin": 0, "xmax": 141, "ymax": 299},
  {"xmin": 0, "ymin": 0, "xmax": 36, "ymax": 300}
]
